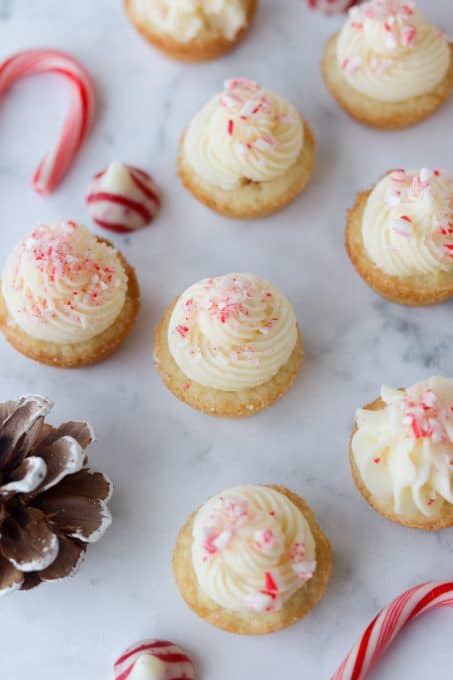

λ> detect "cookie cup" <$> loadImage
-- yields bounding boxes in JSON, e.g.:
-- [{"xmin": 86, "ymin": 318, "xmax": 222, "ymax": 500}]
[
  {"xmin": 154, "ymin": 299, "xmax": 303, "ymax": 417},
  {"xmin": 124, "ymin": 0, "xmax": 258, "ymax": 63},
  {"xmin": 173, "ymin": 485, "xmax": 332, "ymax": 635},
  {"xmin": 350, "ymin": 397, "xmax": 453, "ymax": 531},
  {"xmin": 0, "ymin": 239, "xmax": 140, "ymax": 368},
  {"xmin": 346, "ymin": 188, "xmax": 453, "ymax": 306},
  {"xmin": 178, "ymin": 119, "xmax": 315, "ymax": 219},
  {"xmin": 322, "ymin": 34, "xmax": 453, "ymax": 129}
]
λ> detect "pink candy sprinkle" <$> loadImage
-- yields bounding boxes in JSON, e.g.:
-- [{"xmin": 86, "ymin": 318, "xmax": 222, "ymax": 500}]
[
  {"xmin": 392, "ymin": 215, "xmax": 413, "ymax": 237},
  {"xmin": 342, "ymin": 56, "xmax": 362, "ymax": 74},
  {"xmin": 175, "ymin": 324, "xmax": 189, "ymax": 338}
]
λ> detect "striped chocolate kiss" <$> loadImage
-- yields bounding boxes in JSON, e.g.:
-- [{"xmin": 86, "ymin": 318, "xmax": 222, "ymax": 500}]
[
  {"xmin": 114, "ymin": 639, "xmax": 195, "ymax": 680},
  {"xmin": 87, "ymin": 161, "xmax": 161, "ymax": 234}
]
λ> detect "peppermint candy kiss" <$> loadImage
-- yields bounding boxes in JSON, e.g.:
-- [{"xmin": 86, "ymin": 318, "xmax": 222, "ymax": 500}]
[
  {"xmin": 331, "ymin": 581, "xmax": 453, "ymax": 679},
  {"xmin": 0, "ymin": 49, "xmax": 95, "ymax": 194},
  {"xmin": 114, "ymin": 640, "xmax": 195, "ymax": 680},
  {"xmin": 87, "ymin": 162, "xmax": 161, "ymax": 233},
  {"xmin": 306, "ymin": 0, "xmax": 360, "ymax": 15}
]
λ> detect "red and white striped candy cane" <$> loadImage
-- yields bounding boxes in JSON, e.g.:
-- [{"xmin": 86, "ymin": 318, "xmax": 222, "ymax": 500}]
[
  {"xmin": 332, "ymin": 581, "xmax": 453, "ymax": 679},
  {"xmin": 114, "ymin": 639, "xmax": 195, "ymax": 680},
  {"xmin": 0, "ymin": 49, "xmax": 96, "ymax": 194}
]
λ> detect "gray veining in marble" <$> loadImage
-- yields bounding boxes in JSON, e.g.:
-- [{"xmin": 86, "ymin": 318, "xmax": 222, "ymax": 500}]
[{"xmin": 0, "ymin": 1, "xmax": 452, "ymax": 679}]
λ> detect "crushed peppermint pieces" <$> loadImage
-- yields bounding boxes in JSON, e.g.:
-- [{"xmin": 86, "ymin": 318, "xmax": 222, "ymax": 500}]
[{"xmin": 10, "ymin": 221, "xmax": 125, "ymax": 328}]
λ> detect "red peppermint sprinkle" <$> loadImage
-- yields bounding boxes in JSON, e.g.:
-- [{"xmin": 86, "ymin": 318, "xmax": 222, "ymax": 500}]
[{"xmin": 175, "ymin": 325, "xmax": 189, "ymax": 338}]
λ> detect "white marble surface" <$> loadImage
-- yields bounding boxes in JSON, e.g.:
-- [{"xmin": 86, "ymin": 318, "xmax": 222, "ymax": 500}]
[{"xmin": 0, "ymin": 1, "xmax": 452, "ymax": 678}]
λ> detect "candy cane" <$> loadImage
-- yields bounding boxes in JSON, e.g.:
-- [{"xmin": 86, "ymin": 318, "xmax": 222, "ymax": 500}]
[
  {"xmin": 0, "ymin": 49, "xmax": 96, "ymax": 194},
  {"xmin": 331, "ymin": 582, "xmax": 453, "ymax": 679}
]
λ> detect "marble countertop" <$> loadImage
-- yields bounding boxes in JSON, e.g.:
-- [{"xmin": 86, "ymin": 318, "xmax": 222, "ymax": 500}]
[{"xmin": 0, "ymin": 1, "xmax": 453, "ymax": 678}]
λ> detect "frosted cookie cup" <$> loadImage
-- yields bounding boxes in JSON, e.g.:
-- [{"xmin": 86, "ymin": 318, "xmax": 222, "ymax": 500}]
[
  {"xmin": 322, "ymin": 0, "xmax": 453, "ymax": 129},
  {"xmin": 0, "ymin": 221, "xmax": 140, "ymax": 368},
  {"xmin": 178, "ymin": 78, "xmax": 315, "ymax": 218},
  {"xmin": 154, "ymin": 273, "xmax": 303, "ymax": 417},
  {"xmin": 346, "ymin": 168, "xmax": 453, "ymax": 305},
  {"xmin": 173, "ymin": 484, "xmax": 332, "ymax": 635},
  {"xmin": 124, "ymin": 0, "xmax": 258, "ymax": 62},
  {"xmin": 350, "ymin": 377, "xmax": 453, "ymax": 530}
]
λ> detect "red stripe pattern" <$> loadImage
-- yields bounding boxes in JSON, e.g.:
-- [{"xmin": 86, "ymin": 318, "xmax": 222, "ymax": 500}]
[
  {"xmin": 0, "ymin": 49, "xmax": 95, "ymax": 194},
  {"xmin": 331, "ymin": 581, "xmax": 453, "ymax": 679},
  {"xmin": 114, "ymin": 639, "xmax": 195, "ymax": 680},
  {"xmin": 87, "ymin": 162, "xmax": 161, "ymax": 233},
  {"xmin": 306, "ymin": 0, "xmax": 359, "ymax": 14}
]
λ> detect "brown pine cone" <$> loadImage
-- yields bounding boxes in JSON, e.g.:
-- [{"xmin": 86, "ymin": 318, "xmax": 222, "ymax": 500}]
[{"xmin": 0, "ymin": 395, "xmax": 112, "ymax": 595}]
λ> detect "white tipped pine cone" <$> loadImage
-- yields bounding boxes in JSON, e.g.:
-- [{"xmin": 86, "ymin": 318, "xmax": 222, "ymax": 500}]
[{"xmin": 0, "ymin": 395, "xmax": 112, "ymax": 595}]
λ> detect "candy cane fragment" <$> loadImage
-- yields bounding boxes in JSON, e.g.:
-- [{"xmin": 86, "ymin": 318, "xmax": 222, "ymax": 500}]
[
  {"xmin": 0, "ymin": 49, "xmax": 96, "ymax": 194},
  {"xmin": 331, "ymin": 581, "xmax": 453, "ymax": 679}
]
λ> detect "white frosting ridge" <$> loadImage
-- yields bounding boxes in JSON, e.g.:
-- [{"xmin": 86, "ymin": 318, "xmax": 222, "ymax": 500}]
[
  {"xmin": 133, "ymin": 0, "xmax": 247, "ymax": 42},
  {"xmin": 362, "ymin": 168, "xmax": 453, "ymax": 277},
  {"xmin": 184, "ymin": 78, "xmax": 303, "ymax": 190},
  {"xmin": 352, "ymin": 377, "xmax": 453, "ymax": 518},
  {"xmin": 337, "ymin": 0, "xmax": 451, "ymax": 102},
  {"xmin": 167, "ymin": 273, "xmax": 298, "ymax": 392},
  {"xmin": 1, "ymin": 221, "xmax": 128, "ymax": 344},
  {"xmin": 192, "ymin": 485, "xmax": 317, "ymax": 613}
]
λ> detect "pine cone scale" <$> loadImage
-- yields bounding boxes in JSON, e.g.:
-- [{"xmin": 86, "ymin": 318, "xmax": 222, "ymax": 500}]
[
  {"xmin": 29, "ymin": 436, "xmax": 86, "ymax": 497},
  {"xmin": 0, "ymin": 396, "xmax": 51, "ymax": 472},
  {"xmin": 38, "ymin": 495, "xmax": 112, "ymax": 544},
  {"xmin": 0, "ymin": 554, "xmax": 23, "ymax": 594},
  {"xmin": 1, "ymin": 506, "xmax": 59, "ymax": 572},
  {"xmin": 1, "ymin": 457, "xmax": 47, "ymax": 497},
  {"xmin": 39, "ymin": 536, "xmax": 86, "ymax": 583}
]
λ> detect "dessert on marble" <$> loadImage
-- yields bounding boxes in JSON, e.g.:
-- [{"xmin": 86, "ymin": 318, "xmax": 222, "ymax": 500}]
[
  {"xmin": 0, "ymin": 49, "xmax": 95, "ymax": 194},
  {"xmin": 332, "ymin": 581, "xmax": 453, "ymax": 680},
  {"xmin": 114, "ymin": 639, "xmax": 195, "ymax": 680},
  {"xmin": 124, "ymin": 0, "xmax": 258, "ymax": 62},
  {"xmin": 307, "ymin": 0, "xmax": 360, "ymax": 15},
  {"xmin": 173, "ymin": 484, "xmax": 332, "ymax": 634},
  {"xmin": 322, "ymin": 0, "xmax": 453, "ymax": 128},
  {"xmin": 346, "ymin": 167, "xmax": 453, "ymax": 305},
  {"xmin": 0, "ymin": 394, "xmax": 112, "ymax": 596},
  {"xmin": 86, "ymin": 162, "xmax": 161, "ymax": 233},
  {"xmin": 154, "ymin": 273, "xmax": 303, "ymax": 417},
  {"xmin": 0, "ymin": 220, "xmax": 140, "ymax": 368},
  {"xmin": 178, "ymin": 77, "xmax": 316, "ymax": 218},
  {"xmin": 350, "ymin": 377, "xmax": 453, "ymax": 530}
]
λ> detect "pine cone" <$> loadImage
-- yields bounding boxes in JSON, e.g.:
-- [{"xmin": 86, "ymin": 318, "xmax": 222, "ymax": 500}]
[{"xmin": 0, "ymin": 395, "xmax": 112, "ymax": 595}]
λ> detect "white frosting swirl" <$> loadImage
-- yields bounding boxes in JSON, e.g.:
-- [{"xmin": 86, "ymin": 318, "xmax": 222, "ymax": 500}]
[
  {"xmin": 362, "ymin": 168, "xmax": 453, "ymax": 277},
  {"xmin": 2, "ymin": 221, "xmax": 127, "ymax": 344},
  {"xmin": 352, "ymin": 377, "xmax": 453, "ymax": 518},
  {"xmin": 183, "ymin": 78, "xmax": 303, "ymax": 191},
  {"xmin": 192, "ymin": 485, "xmax": 316, "ymax": 613},
  {"xmin": 337, "ymin": 1, "xmax": 450, "ymax": 102},
  {"xmin": 167, "ymin": 273, "xmax": 298, "ymax": 391},
  {"xmin": 132, "ymin": 0, "xmax": 247, "ymax": 42}
]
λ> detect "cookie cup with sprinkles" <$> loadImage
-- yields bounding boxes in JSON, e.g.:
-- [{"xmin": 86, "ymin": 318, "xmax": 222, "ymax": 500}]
[
  {"xmin": 178, "ymin": 78, "xmax": 315, "ymax": 219},
  {"xmin": 124, "ymin": 0, "xmax": 258, "ymax": 63},
  {"xmin": 350, "ymin": 378, "xmax": 453, "ymax": 530},
  {"xmin": 173, "ymin": 484, "xmax": 332, "ymax": 635},
  {"xmin": 0, "ymin": 221, "xmax": 140, "ymax": 368},
  {"xmin": 153, "ymin": 273, "xmax": 303, "ymax": 417},
  {"xmin": 346, "ymin": 168, "xmax": 453, "ymax": 306},
  {"xmin": 322, "ymin": 1, "xmax": 453, "ymax": 129}
]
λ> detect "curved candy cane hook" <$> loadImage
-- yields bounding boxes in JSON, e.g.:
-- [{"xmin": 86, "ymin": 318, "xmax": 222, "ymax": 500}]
[
  {"xmin": 331, "ymin": 581, "xmax": 453, "ymax": 679},
  {"xmin": 0, "ymin": 49, "xmax": 96, "ymax": 194}
]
